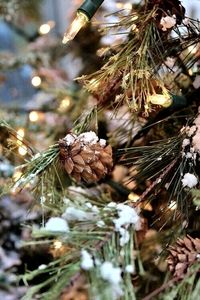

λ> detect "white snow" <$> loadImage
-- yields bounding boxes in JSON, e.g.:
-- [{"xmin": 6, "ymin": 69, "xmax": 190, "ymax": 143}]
[
  {"xmin": 125, "ymin": 264, "xmax": 134, "ymax": 274},
  {"xmin": 182, "ymin": 139, "xmax": 190, "ymax": 149},
  {"xmin": 38, "ymin": 264, "xmax": 47, "ymax": 270},
  {"xmin": 44, "ymin": 217, "xmax": 69, "ymax": 232},
  {"xmin": 187, "ymin": 125, "xmax": 197, "ymax": 137},
  {"xmin": 119, "ymin": 227, "xmax": 130, "ymax": 246},
  {"xmin": 181, "ymin": 173, "xmax": 198, "ymax": 188},
  {"xmin": 113, "ymin": 204, "xmax": 139, "ymax": 231},
  {"xmin": 100, "ymin": 261, "xmax": 122, "ymax": 285},
  {"xmin": 96, "ymin": 220, "xmax": 105, "ymax": 228},
  {"xmin": 80, "ymin": 249, "xmax": 94, "ymax": 270},
  {"xmin": 62, "ymin": 206, "xmax": 98, "ymax": 221},
  {"xmin": 99, "ymin": 139, "xmax": 106, "ymax": 147},
  {"xmin": 63, "ymin": 133, "xmax": 77, "ymax": 146},
  {"xmin": 78, "ymin": 131, "xmax": 99, "ymax": 145},
  {"xmin": 160, "ymin": 15, "xmax": 176, "ymax": 31}
]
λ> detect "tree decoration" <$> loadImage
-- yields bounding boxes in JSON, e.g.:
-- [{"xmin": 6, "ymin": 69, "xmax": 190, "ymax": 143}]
[
  {"xmin": 59, "ymin": 131, "xmax": 113, "ymax": 183},
  {"xmin": 62, "ymin": 0, "xmax": 104, "ymax": 44},
  {"xmin": 167, "ymin": 235, "xmax": 200, "ymax": 278}
]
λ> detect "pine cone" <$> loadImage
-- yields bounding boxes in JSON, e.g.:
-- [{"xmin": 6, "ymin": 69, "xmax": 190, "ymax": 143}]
[
  {"xmin": 59, "ymin": 131, "xmax": 113, "ymax": 183},
  {"xmin": 167, "ymin": 235, "xmax": 200, "ymax": 278}
]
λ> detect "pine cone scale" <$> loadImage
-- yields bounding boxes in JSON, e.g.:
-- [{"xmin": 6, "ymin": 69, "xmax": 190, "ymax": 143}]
[{"xmin": 59, "ymin": 132, "xmax": 113, "ymax": 183}]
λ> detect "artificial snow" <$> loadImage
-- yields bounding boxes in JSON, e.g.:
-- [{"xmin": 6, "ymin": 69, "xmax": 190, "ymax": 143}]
[
  {"xmin": 63, "ymin": 133, "xmax": 77, "ymax": 146},
  {"xmin": 62, "ymin": 206, "xmax": 98, "ymax": 221},
  {"xmin": 125, "ymin": 264, "xmax": 134, "ymax": 274},
  {"xmin": 181, "ymin": 173, "xmax": 198, "ymax": 188},
  {"xmin": 44, "ymin": 217, "xmax": 69, "ymax": 232},
  {"xmin": 100, "ymin": 261, "xmax": 122, "ymax": 285},
  {"xmin": 113, "ymin": 204, "xmax": 139, "ymax": 231},
  {"xmin": 99, "ymin": 139, "xmax": 106, "ymax": 147},
  {"xmin": 182, "ymin": 138, "xmax": 190, "ymax": 149},
  {"xmin": 80, "ymin": 249, "xmax": 94, "ymax": 270},
  {"xmin": 96, "ymin": 220, "xmax": 105, "ymax": 228},
  {"xmin": 78, "ymin": 131, "xmax": 99, "ymax": 145},
  {"xmin": 160, "ymin": 15, "xmax": 176, "ymax": 31},
  {"xmin": 119, "ymin": 227, "xmax": 130, "ymax": 246},
  {"xmin": 38, "ymin": 264, "xmax": 47, "ymax": 270}
]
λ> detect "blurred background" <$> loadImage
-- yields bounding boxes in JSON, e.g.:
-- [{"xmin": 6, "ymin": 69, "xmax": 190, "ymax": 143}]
[{"xmin": 0, "ymin": 0, "xmax": 199, "ymax": 107}]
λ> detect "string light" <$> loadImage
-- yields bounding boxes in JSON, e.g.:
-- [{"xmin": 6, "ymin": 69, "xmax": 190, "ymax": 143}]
[
  {"xmin": 31, "ymin": 76, "xmax": 42, "ymax": 87},
  {"xmin": 62, "ymin": 0, "xmax": 104, "ymax": 44},
  {"xmin": 62, "ymin": 11, "xmax": 89, "ymax": 44},
  {"xmin": 148, "ymin": 93, "xmax": 172, "ymax": 107},
  {"xmin": 13, "ymin": 170, "xmax": 22, "ymax": 182},
  {"xmin": 17, "ymin": 128, "xmax": 25, "ymax": 144},
  {"xmin": 58, "ymin": 96, "xmax": 71, "ymax": 112},
  {"xmin": 128, "ymin": 192, "xmax": 140, "ymax": 202},
  {"xmin": 38, "ymin": 21, "xmax": 55, "ymax": 35},
  {"xmin": 18, "ymin": 145, "xmax": 27, "ymax": 156},
  {"xmin": 29, "ymin": 111, "xmax": 39, "ymax": 122},
  {"xmin": 116, "ymin": 2, "xmax": 132, "ymax": 10}
]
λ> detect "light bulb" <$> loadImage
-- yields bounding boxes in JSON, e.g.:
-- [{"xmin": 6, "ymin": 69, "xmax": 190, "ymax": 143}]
[
  {"xmin": 39, "ymin": 21, "xmax": 55, "ymax": 35},
  {"xmin": 31, "ymin": 76, "xmax": 42, "ymax": 87},
  {"xmin": 39, "ymin": 23, "xmax": 51, "ymax": 35},
  {"xmin": 62, "ymin": 11, "xmax": 89, "ymax": 44},
  {"xmin": 128, "ymin": 193, "xmax": 140, "ymax": 202},
  {"xmin": 148, "ymin": 93, "xmax": 172, "ymax": 108},
  {"xmin": 29, "ymin": 111, "xmax": 39, "ymax": 122},
  {"xmin": 17, "ymin": 128, "xmax": 25, "ymax": 141},
  {"xmin": 18, "ymin": 145, "xmax": 27, "ymax": 156},
  {"xmin": 58, "ymin": 97, "xmax": 71, "ymax": 112}
]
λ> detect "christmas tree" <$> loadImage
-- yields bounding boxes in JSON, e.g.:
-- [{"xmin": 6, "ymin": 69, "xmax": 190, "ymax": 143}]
[{"xmin": 0, "ymin": 1, "xmax": 200, "ymax": 299}]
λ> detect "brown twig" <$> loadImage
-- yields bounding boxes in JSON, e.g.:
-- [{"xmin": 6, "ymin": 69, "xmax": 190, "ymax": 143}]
[{"xmin": 130, "ymin": 158, "xmax": 177, "ymax": 206}]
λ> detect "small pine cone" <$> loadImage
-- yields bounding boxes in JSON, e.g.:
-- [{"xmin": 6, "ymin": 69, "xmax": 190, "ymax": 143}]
[
  {"xmin": 59, "ymin": 131, "xmax": 113, "ymax": 183},
  {"xmin": 167, "ymin": 235, "xmax": 200, "ymax": 278}
]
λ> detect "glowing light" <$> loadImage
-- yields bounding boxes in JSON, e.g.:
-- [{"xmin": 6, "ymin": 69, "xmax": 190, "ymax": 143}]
[
  {"xmin": 168, "ymin": 201, "xmax": 177, "ymax": 210},
  {"xmin": 18, "ymin": 145, "xmax": 27, "ymax": 156},
  {"xmin": 39, "ymin": 23, "xmax": 51, "ymax": 35},
  {"xmin": 29, "ymin": 111, "xmax": 39, "ymax": 122},
  {"xmin": 148, "ymin": 93, "xmax": 172, "ymax": 108},
  {"xmin": 13, "ymin": 170, "xmax": 22, "ymax": 182},
  {"xmin": 54, "ymin": 240, "xmax": 62, "ymax": 249},
  {"xmin": 17, "ymin": 128, "xmax": 25, "ymax": 143},
  {"xmin": 116, "ymin": 2, "xmax": 132, "ymax": 10},
  {"xmin": 58, "ymin": 97, "xmax": 71, "ymax": 112},
  {"xmin": 31, "ymin": 76, "xmax": 42, "ymax": 87},
  {"xmin": 62, "ymin": 11, "xmax": 89, "ymax": 44},
  {"xmin": 128, "ymin": 193, "xmax": 140, "ymax": 202}
]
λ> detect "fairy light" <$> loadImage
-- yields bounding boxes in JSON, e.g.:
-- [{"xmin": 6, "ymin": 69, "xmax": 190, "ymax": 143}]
[
  {"xmin": 116, "ymin": 2, "xmax": 132, "ymax": 10},
  {"xmin": 17, "ymin": 128, "xmax": 25, "ymax": 144},
  {"xmin": 62, "ymin": 0, "xmax": 104, "ymax": 44},
  {"xmin": 62, "ymin": 11, "xmax": 89, "ymax": 44},
  {"xmin": 168, "ymin": 201, "xmax": 177, "ymax": 210},
  {"xmin": 18, "ymin": 145, "xmax": 27, "ymax": 156},
  {"xmin": 39, "ymin": 23, "xmax": 51, "ymax": 35},
  {"xmin": 58, "ymin": 96, "xmax": 71, "ymax": 112},
  {"xmin": 128, "ymin": 192, "xmax": 140, "ymax": 202},
  {"xmin": 148, "ymin": 93, "xmax": 172, "ymax": 108},
  {"xmin": 39, "ymin": 20, "xmax": 55, "ymax": 35},
  {"xmin": 53, "ymin": 240, "xmax": 63, "ymax": 249},
  {"xmin": 31, "ymin": 76, "xmax": 42, "ymax": 87},
  {"xmin": 29, "ymin": 111, "xmax": 39, "ymax": 122},
  {"xmin": 13, "ymin": 170, "xmax": 22, "ymax": 182}
]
